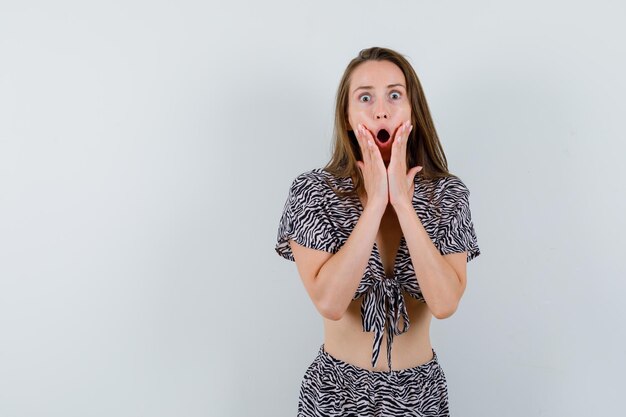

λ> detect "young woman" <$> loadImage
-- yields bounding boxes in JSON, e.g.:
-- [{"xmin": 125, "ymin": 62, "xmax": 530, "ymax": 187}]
[{"xmin": 275, "ymin": 47, "xmax": 481, "ymax": 416}]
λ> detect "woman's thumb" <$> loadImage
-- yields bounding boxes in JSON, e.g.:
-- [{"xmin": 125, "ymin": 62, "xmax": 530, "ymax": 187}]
[{"xmin": 408, "ymin": 166, "xmax": 422, "ymax": 182}]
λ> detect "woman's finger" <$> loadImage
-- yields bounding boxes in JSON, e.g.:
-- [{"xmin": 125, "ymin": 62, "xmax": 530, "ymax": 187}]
[
  {"xmin": 360, "ymin": 125, "xmax": 380, "ymax": 166},
  {"xmin": 391, "ymin": 121, "xmax": 407, "ymax": 171},
  {"xmin": 358, "ymin": 124, "xmax": 374, "ymax": 167},
  {"xmin": 355, "ymin": 125, "xmax": 366, "ymax": 166},
  {"xmin": 397, "ymin": 120, "xmax": 409, "ymax": 149},
  {"xmin": 370, "ymin": 137, "xmax": 386, "ymax": 170},
  {"xmin": 354, "ymin": 125, "xmax": 365, "ymax": 159},
  {"xmin": 392, "ymin": 123, "xmax": 402, "ymax": 155},
  {"xmin": 404, "ymin": 121, "xmax": 412, "ymax": 154},
  {"xmin": 407, "ymin": 165, "xmax": 422, "ymax": 189}
]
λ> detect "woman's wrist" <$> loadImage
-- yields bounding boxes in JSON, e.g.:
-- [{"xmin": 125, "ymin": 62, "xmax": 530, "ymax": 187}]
[{"xmin": 363, "ymin": 200, "xmax": 388, "ymax": 218}]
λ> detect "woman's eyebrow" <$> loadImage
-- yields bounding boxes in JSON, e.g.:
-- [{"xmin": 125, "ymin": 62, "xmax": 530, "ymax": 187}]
[{"xmin": 352, "ymin": 83, "xmax": 406, "ymax": 94}]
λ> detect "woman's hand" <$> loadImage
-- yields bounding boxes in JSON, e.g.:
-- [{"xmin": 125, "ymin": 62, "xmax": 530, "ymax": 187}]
[
  {"xmin": 355, "ymin": 124, "xmax": 388, "ymax": 212},
  {"xmin": 388, "ymin": 120, "xmax": 422, "ymax": 209}
]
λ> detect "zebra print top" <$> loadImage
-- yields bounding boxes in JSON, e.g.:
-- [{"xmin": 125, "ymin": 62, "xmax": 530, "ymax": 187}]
[{"xmin": 275, "ymin": 168, "xmax": 480, "ymax": 371}]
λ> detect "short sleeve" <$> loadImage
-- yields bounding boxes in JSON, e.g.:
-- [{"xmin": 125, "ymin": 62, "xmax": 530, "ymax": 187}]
[
  {"xmin": 275, "ymin": 173, "xmax": 339, "ymax": 262},
  {"xmin": 436, "ymin": 179, "xmax": 481, "ymax": 262}
]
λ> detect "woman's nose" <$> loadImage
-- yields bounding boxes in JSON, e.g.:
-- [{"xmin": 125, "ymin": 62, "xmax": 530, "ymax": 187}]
[{"xmin": 374, "ymin": 103, "xmax": 389, "ymax": 120}]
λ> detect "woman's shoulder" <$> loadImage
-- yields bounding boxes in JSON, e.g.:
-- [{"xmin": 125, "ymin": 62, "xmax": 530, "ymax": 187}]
[
  {"xmin": 420, "ymin": 173, "xmax": 469, "ymax": 193},
  {"xmin": 291, "ymin": 167, "xmax": 351, "ymax": 191},
  {"xmin": 438, "ymin": 174, "xmax": 469, "ymax": 194},
  {"xmin": 292, "ymin": 167, "xmax": 326, "ymax": 182},
  {"xmin": 415, "ymin": 173, "xmax": 471, "ymax": 208}
]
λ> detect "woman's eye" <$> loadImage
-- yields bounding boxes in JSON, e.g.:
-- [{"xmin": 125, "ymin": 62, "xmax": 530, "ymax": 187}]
[
  {"xmin": 390, "ymin": 91, "xmax": 401, "ymax": 100},
  {"xmin": 359, "ymin": 94, "xmax": 371, "ymax": 103}
]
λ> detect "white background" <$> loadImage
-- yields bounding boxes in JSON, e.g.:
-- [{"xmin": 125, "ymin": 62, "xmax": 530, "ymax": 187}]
[{"xmin": 1, "ymin": 1, "xmax": 625, "ymax": 416}]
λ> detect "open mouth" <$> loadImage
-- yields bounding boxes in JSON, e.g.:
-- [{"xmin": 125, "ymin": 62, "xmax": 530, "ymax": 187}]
[{"xmin": 376, "ymin": 129, "xmax": 391, "ymax": 143}]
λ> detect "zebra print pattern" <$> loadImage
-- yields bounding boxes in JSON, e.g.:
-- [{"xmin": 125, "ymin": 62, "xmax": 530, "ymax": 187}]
[
  {"xmin": 276, "ymin": 168, "xmax": 480, "ymax": 371},
  {"xmin": 297, "ymin": 344, "xmax": 450, "ymax": 416}
]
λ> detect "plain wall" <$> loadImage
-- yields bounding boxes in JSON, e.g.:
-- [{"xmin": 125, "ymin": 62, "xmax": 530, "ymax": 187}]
[{"xmin": 1, "ymin": 0, "xmax": 625, "ymax": 416}]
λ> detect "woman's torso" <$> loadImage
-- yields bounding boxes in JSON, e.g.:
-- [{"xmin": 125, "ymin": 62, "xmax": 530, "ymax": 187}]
[{"xmin": 322, "ymin": 198, "xmax": 434, "ymax": 372}]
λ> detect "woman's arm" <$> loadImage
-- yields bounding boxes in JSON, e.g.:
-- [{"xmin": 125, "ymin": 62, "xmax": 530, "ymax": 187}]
[
  {"xmin": 290, "ymin": 203, "xmax": 385, "ymax": 321},
  {"xmin": 393, "ymin": 201, "xmax": 467, "ymax": 319}
]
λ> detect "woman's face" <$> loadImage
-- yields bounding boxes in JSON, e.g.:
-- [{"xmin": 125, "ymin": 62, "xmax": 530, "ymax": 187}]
[{"xmin": 347, "ymin": 60, "xmax": 412, "ymax": 164}]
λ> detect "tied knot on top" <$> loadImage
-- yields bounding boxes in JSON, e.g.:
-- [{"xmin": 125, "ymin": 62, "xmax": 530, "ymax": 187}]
[{"xmin": 361, "ymin": 277, "xmax": 411, "ymax": 372}]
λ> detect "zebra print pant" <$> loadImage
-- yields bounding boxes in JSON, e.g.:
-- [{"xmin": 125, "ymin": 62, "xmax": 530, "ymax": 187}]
[{"xmin": 297, "ymin": 344, "xmax": 450, "ymax": 416}]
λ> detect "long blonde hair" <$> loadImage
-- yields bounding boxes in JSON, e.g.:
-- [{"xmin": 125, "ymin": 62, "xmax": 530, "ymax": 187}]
[{"xmin": 323, "ymin": 47, "xmax": 453, "ymax": 199}]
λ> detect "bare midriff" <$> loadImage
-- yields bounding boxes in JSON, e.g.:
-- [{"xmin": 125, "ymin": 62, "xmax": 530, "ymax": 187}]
[{"xmin": 322, "ymin": 289, "xmax": 434, "ymax": 372}]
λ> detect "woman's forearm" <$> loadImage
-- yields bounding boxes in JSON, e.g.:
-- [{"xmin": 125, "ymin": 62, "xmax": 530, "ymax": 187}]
[
  {"xmin": 393, "ymin": 201, "xmax": 463, "ymax": 318},
  {"xmin": 315, "ymin": 204, "xmax": 385, "ymax": 320}
]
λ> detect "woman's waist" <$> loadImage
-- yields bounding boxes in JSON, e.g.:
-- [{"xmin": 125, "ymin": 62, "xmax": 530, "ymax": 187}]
[{"xmin": 322, "ymin": 321, "xmax": 433, "ymax": 372}]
